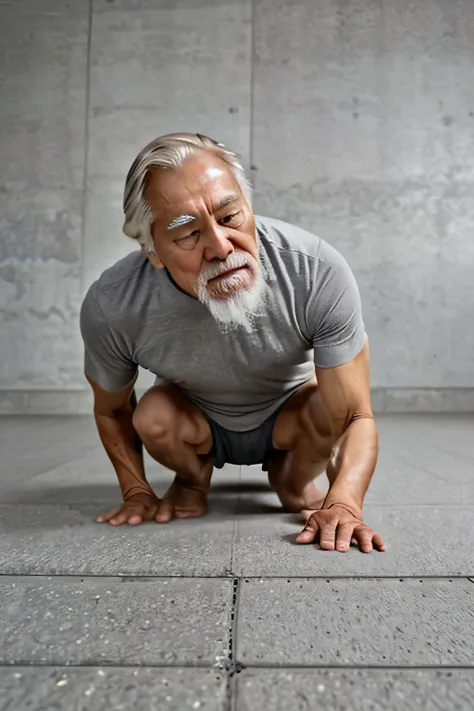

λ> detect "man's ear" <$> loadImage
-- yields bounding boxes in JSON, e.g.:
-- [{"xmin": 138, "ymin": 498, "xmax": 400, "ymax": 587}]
[{"xmin": 142, "ymin": 244, "xmax": 164, "ymax": 270}]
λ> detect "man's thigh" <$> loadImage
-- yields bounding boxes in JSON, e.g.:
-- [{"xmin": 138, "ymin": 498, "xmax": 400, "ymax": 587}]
[{"xmin": 272, "ymin": 376, "xmax": 333, "ymax": 452}]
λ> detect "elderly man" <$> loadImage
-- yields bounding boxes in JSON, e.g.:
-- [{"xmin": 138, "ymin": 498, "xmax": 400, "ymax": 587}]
[{"xmin": 80, "ymin": 132, "xmax": 384, "ymax": 554}]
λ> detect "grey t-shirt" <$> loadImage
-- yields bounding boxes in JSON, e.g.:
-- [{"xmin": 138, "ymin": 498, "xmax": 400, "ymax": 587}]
[{"xmin": 80, "ymin": 216, "xmax": 366, "ymax": 431}]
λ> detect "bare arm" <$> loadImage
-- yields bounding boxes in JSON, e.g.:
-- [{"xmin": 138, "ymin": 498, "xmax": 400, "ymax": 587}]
[
  {"xmin": 316, "ymin": 342, "xmax": 378, "ymax": 512},
  {"xmin": 87, "ymin": 375, "xmax": 154, "ymax": 501},
  {"xmin": 297, "ymin": 342, "xmax": 384, "ymax": 552}
]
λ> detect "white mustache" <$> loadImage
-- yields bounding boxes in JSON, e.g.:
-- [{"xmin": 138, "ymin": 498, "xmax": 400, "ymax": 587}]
[{"xmin": 200, "ymin": 251, "xmax": 253, "ymax": 283}]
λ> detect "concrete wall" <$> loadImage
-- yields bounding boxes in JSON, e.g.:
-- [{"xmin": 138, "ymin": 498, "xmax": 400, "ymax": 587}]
[{"xmin": 1, "ymin": 0, "xmax": 473, "ymax": 414}]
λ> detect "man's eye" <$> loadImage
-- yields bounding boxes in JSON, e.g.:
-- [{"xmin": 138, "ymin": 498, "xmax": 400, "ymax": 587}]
[
  {"xmin": 176, "ymin": 231, "xmax": 199, "ymax": 249},
  {"xmin": 220, "ymin": 211, "xmax": 243, "ymax": 227}
]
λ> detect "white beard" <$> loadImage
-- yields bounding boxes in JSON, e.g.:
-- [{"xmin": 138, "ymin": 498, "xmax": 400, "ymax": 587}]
[{"xmin": 196, "ymin": 252, "xmax": 265, "ymax": 333}]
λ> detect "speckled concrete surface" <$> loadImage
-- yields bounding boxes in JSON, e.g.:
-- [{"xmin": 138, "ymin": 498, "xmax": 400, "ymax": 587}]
[{"xmin": 0, "ymin": 414, "xmax": 473, "ymax": 709}]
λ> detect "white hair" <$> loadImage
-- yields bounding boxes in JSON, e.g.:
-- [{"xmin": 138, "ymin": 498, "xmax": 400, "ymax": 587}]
[{"xmin": 122, "ymin": 132, "xmax": 252, "ymax": 252}]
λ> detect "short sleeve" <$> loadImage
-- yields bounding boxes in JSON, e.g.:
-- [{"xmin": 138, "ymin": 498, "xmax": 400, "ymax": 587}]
[
  {"xmin": 79, "ymin": 284, "xmax": 138, "ymax": 392},
  {"xmin": 306, "ymin": 241, "xmax": 367, "ymax": 369}
]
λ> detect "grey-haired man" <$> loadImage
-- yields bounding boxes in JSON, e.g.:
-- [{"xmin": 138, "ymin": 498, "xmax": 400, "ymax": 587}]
[{"xmin": 80, "ymin": 133, "xmax": 384, "ymax": 554}]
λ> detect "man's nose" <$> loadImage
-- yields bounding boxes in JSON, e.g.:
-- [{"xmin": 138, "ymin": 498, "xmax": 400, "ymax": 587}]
[{"xmin": 203, "ymin": 225, "xmax": 233, "ymax": 262}]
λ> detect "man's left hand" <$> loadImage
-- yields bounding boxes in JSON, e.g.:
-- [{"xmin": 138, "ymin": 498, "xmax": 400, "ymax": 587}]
[{"xmin": 296, "ymin": 503, "xmax": 385, "ymax": 553}]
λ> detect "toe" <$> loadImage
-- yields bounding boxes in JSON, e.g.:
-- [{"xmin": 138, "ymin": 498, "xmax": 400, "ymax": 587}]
[
  {"xmin": 174, "ymin": 506, "xmax": 207, "ymax": 519},
  {"xmin": 154, "ymin": 500, "xmax": 174, "ymax": 523}
]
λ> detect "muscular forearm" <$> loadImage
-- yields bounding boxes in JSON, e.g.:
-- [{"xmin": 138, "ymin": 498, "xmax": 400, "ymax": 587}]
[
  {"xmin": 94, "ymin": 393, "xmax": 153, "ymax": 501},
  {"xmin": 324, "ymin": 415, "xmax": 378, "ymax": 511}
]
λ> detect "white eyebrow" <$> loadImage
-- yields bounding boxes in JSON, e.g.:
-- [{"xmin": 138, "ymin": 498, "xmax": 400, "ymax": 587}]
[{"xmin": 167, "ymin": 215, "xmax": 196, "ymax": 230}]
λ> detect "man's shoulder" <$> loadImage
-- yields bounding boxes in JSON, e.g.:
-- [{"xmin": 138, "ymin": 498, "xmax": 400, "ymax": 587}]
[
  {"xmin": 81, "ymin": 249, "xmax": 154, "ymax": 324},
  {"xmin": 96, "ymin": 248, "xmax": 148, "ymax": 290},
  {"xmin": 255, "ymin": 214, "xmax": 341, "ymax": 269}
]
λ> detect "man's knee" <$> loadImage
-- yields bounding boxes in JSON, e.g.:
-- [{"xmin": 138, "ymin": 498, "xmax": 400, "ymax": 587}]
[
  {"xmin": 132, "ymin": 385, "xmax": 211, "ymax": 451},
  {"xmin": 132, "ymin": 386, "xmax": 179, "ymax": 445}
]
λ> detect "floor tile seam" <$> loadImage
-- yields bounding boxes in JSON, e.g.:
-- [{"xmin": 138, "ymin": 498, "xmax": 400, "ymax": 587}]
[
  {"xmin": 237, "ymin": 575, "xmax": 474, "ymax": 580},
  {"xmin": 228, "ymin": 672, "xmax": 239, "ymax": 711},
  {"xmin": 232, "ymin": 663, "xmax": 474, "ymax": 671},
  {"xmin": 0, "ymin": 662, "xmax": 219, "ymax": 669},
  {"xmin": 227, "ymin": 465, "xmax": 242, "ymax": 577},
  {"xmin": 1, "ymin": 574, "xmax": 473, "ymax": 581},
  {"xmin": 1, "ymin": 663, "xmax": 474, "ymax": 671},
  {"xmin": 228, "ymin": 580, "xmax": 236, "ymax": 661},
  {"xmin": 0, "ymin": 574, "xmax": 236, "ymax": 580}
]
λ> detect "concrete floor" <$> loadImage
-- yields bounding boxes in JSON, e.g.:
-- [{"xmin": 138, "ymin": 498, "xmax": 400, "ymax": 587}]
[{"xmin": 0, "ymin": 414, "xmax": 474, "ymax": 710}]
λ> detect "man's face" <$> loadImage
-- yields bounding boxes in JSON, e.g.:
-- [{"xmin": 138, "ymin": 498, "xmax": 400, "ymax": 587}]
[{"xmin": 146, "ymin": 153, "xmax": 264, "ymax": 328}]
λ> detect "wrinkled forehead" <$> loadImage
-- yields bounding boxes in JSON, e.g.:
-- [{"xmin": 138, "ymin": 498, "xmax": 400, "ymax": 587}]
[{"xmin": 146, "ymin": 154, "xmax": 240, "ymax": 214}]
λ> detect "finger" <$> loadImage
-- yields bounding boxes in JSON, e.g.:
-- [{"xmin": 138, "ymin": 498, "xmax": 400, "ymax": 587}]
[
  {"xmin": 96, "ymin": 507, "xmax": 120, "ymax": 523},
  {"xmin": 126, "ymin": 514, "xmax": 144, "ymax": 526},
  {"xmin": 295, "ymin": 514, "xmax": 319, "ymax": 544},
  {"xmin": 154, "ymin": 499, "xmax": 174, "ymax": 524},
  {"xmin": 335, "ymin": 523, "xmax": 355, "ymax": 553},
  {"xmin": 373, "ymin": 532, "xmax": 385, "ymax": 552},
  {"xmin": 354, "ymin": 526, "xmax": 374, "ymax": 553},
  {"xmin": 109, "ymin": 510, "xmax": 137, "ymax": 526},
  {"xmin": 319, "ymin": 517, "xmax": 338, "ymax": 551}
]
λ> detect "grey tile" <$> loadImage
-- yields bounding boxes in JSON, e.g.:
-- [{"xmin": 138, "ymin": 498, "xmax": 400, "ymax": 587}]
[
  {"xmin": 237, "ymin": 669, "xmax": 474, "ymax": 711},
  {"xmin": 0, "ymin": 451, "xmax": 169, "ymax": 504},
  {"xmin": 0, "ymin": 667, "xmax": 227, "ymax": 711},
  {"xmin": 252, "ymin": 0, "xmax": 474, "ymax": 390},
  {"xmin": 240, "ymin": 413, "xmax": 474, "ymax": 505},
  {"xmin": 0, "ymin": 392, "xmax": 28, "ymax": 416},
  {"xmin": 369, "ymin": 413, "xmax": 474, "ymax": 503},
  {"xmin": 237, "ymin": 578, "xmax": 474, "ymax": 666},
  {"xmin": 1, "ymin": 450, "xmax": 240, "ymax": 507},
  {"xmin": 0, "ymin": 577, "xmax": 231, "ymax": 666},
  {"xmin": 0, "ymin": 416, "xmax": 96, "ymax": 447},
  {"xmin": 232, "ymin": 505, "xmax": 474, "ymax": 576},
  {"xmin": 0, "ymin": 417, "xmax": 101, "ymax": 491},
  {"xmin": 0, "ymin": 504, "xmax": 234, "ymax": 576},
  {"xmin": 0, "ymin": 1, "xmax": 88, "ymax": 190}
]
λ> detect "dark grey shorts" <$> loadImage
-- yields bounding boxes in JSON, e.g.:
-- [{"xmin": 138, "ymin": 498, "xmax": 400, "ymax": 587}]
[{"xmin": 206, "ymin": 409, "xmax": 283, "ymax": 470}]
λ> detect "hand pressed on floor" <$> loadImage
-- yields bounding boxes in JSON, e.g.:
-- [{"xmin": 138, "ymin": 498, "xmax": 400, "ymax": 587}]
[
  {"xmin": 296, "ymin": 503, "xmax": 385, "ymax": 553},
  {"xmin": 96, "ymin": 491, "xmax": 174, "ymax": 526}
]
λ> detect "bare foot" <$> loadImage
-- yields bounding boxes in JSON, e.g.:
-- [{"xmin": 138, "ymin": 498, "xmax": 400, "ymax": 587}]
[
  {"xmin": 96, "ymin": 491, "xmax": 173, "ymax": 526},
  {"xmin": 159, "ymin": 474, "xmax": 208, "ymax": 522},
  {"xmin": 270, "ymin": 479, "xmax": 326, "ymax": 514}
]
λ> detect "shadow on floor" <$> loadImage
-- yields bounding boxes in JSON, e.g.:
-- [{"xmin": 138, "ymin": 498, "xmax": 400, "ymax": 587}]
[{"xmin": 2, "ymin": 483, "xmax": 284, "ymax": 516}]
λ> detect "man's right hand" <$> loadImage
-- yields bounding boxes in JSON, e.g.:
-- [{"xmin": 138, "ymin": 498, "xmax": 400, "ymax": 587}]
[{"xmin": 96, "ymin": 491, "xmax": 174, "ymax": 526}]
